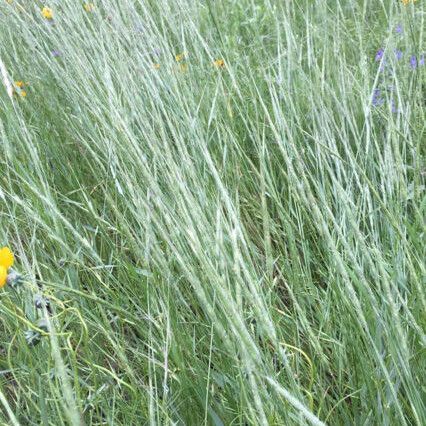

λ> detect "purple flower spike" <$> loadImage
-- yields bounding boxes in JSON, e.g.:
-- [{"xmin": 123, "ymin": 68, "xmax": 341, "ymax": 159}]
[
  {"xmin": 375, "ymin": 48, "xmax": 384, "ymax": 61},
  {"xmin": 394, "ymin": 49, "xmax": 403, "ymax": 61},
  {"xmin": 395, "ymin": 24, "xmax": 403, "ymax": 34},
  {"xmin": 419, "ymin": 55, "xmax": 425, "ymax": 66},
  {"xmin": 409, "ymin": 55, "xmax": 417, "ymax": 69},
  {"xmin": 372, "ymin": 88, "xmax": 384, "ymax": 107},
  {"xmin": 51, "ymin": 50, "xmax": 61, "ymax": 57}
]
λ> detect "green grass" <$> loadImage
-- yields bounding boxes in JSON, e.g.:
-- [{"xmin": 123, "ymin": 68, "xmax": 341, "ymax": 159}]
[{"xmin": 0, "ymin": 0, "xmax": 425, "ymax": 424}]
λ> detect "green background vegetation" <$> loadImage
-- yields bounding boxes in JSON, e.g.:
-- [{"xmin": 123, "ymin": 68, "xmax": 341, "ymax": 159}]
[{"xmin": 0, "ymin": 0, "xmax": 425, "ymax": 424}]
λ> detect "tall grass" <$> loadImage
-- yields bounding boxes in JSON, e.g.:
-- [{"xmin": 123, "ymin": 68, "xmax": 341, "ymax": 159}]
[{"xmin": 0, "ymin": 0, "xmax": 424, "ymax": 424}]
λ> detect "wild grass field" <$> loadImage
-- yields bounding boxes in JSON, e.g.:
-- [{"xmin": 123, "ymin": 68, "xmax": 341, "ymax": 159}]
[{"xmin": 0, "ymin": 0, "xmax": 425, "ymax": 425}]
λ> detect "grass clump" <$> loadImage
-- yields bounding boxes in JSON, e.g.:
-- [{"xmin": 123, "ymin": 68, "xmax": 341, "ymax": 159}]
[{"xmin": 0, "ymin": 0, "xmax": 424, "ymax": 424}]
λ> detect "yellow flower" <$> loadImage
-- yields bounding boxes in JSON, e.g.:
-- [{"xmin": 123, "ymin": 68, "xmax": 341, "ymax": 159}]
[
  {"xmin": 84, "ymin": 3, "xmax": 94, "ymax": 12},
  {"xmin": 13, "ymin": 82, "xmax": 28, "ymax": 97},
  {"xmin": 213, "ymin": 59, "xmax": 225, "ymax": 68},
  {"xmin": 42, "ymin": 6, "xmax": 53, "ymax": 19},
  {"xmin": 0, "ymin": 247, "xmax": 14, "ymax": 270},
  {"xmin": 0, "ymin": 266, "xmax": 7, "ymax": 289},
  {"xmin": 175, "ymin": 52, "xmax": 185, "ymax": 62},
  {"xmin": 153, "ymin": 63, "xmax": 160, "ymax": 69},
  {"xmin": 402, "ymin": 0, "xmax": 416, "ymax": 4},
  {"xmin": 0, "ymin": 247, "xmax": 15, "ymax": 289}
]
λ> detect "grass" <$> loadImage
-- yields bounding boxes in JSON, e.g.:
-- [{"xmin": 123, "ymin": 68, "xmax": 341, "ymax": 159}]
[{"xmin": 0, "ymin": 0, "xmax": 425, "ymax": 424}]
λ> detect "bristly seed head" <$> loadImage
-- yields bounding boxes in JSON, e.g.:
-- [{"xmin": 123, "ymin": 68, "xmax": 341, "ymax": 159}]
[
  {"xmin": 34, "ymin": 294, "xmax": 51, "ymax": 309},
  {"xmin": 6, "ymin": 269, "xmax": 22, "ymax": 288}
]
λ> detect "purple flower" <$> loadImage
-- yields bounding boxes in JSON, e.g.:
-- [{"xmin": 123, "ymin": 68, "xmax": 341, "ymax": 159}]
[
  {"xmin": 395, "ymin": 24, "xmax": 403, "ymax": 34},
  {"xmin": 419, "ymin": 55, "xmax": 425, "ymax": 66},
  {"xmin": 372, "ymin": 88, "xmax": 384, "ymax": 106},
  {"xmin": 409, "ymin": 55, "xmax": 417, "ymax": 69},
  {"xmin": 394, "ymin": 49, "xmax": 403, "ymax": 61},
  {"xmin": 375, "ymin": 48, "xmax": 384, "ymax": 61},
  {"xmin": 51, "ymin": 50, "xmax": 61, "ymax": 57}
]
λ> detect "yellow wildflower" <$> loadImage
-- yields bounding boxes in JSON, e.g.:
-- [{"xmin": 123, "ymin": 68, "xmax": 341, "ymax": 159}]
[
  {"xmin": 13, "ymin": 81, "xmax": 28, "ymax": 97},
  {"xmin": 42, "ymin": 6, "xmax": 53, "ymax": 19},
  {"xmin": 402, "ymin": 0, "xmax": 416, "ymax": 4},
  {"xmin": 0, "ymin": 247, "xmax": 14, "ymax": 270},
  {"xmin": 0, "ymin": 247, "xmax": 14, "ymax": 286},
  {"xmin": 153, "ymin": 63, "xmax": 160, "ymax": 69},
  {"xmin": 175, "ymin": 52, "xmax": 185, "ymax": 62},
  {"xmin": 213, "ymin": 59, "xmax": 225, "ymax": 68},
  {"xmin": 84, "ymin": 3, "xmax": 94, "ymax": 12},
  {"xmin": 0, "ymin": 266, "xmax": 7, "ymax": 289}
]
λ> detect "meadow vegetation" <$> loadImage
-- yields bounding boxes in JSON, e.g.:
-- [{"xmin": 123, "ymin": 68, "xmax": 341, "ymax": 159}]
[{"xmin": 0, "ymin": 0, "xmax": 425, "ymax": 424}]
